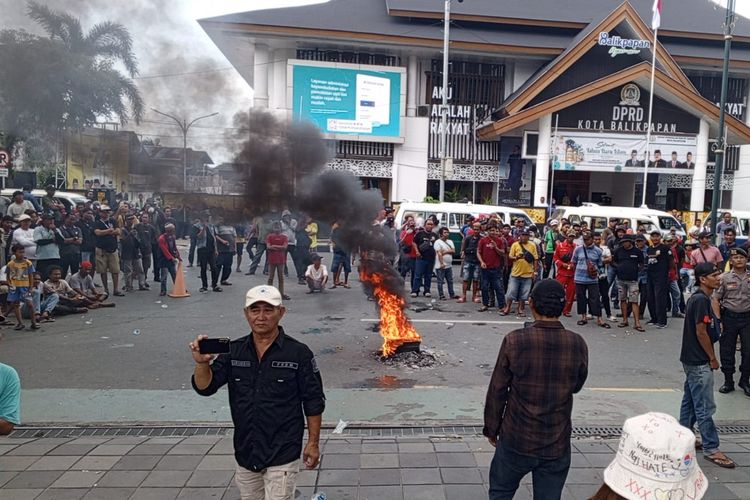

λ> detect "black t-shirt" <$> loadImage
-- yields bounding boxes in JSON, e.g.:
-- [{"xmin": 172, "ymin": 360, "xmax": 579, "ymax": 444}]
[
  {"xmin": 613, "ymin": 245, "xmax": 643, "ymax": 281},
  {"xmin": 95, "ymin": 218, "xmax": 118, "ymax": 253},
  {"xmin": 463, "ymin": 234, "xmax": 481, "ymax": 263},
  {"xmin": 680, "ymin": 290, "xmax": 717, "ymax": 365},
  {"xmin": 414, "ymin": 230, "xmax": 437, "ymax": 261},
  {"xmin": 646, "ymin": 243, "xmax": 671, "ymax": 276}
]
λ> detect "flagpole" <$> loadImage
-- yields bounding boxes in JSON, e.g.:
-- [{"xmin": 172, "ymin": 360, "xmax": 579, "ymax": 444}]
[{"xmin": 641, "ymin": 27, "xmax": 658, "ymax": 208}]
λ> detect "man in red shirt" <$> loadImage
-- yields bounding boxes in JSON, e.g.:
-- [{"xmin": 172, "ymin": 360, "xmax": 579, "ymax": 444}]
[
  {"xmin": 398, "ymin": 216, "xmax": 418, "ymax": 282},
  {"xmin": 477, "ymin": 226, "xmax": 507, "ymax": 312},
  {"xmin": 554, "ymin": 230, "xmax": 578, "ymax": 316},
  {"xmin": 266, "ymin": 221, "xmax": 290, "ymax": 300}
]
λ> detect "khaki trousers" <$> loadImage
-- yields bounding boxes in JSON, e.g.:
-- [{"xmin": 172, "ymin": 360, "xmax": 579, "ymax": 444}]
[{"xmin": 234, "ymin": 459, "xmax": 299, "ymax": 500}]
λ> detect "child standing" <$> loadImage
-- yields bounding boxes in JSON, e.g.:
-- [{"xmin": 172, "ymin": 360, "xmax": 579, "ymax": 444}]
[{"xmin": 7, "ymin": 244, "xmax": 38, "ymax": 331}]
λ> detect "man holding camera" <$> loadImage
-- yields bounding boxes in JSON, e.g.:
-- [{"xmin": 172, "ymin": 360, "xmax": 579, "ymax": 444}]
[{"xmin": 189, "ymin": 285, "xmax": 325, "ymax": 500}]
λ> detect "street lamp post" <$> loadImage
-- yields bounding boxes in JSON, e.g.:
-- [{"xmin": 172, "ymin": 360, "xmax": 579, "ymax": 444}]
[
  {"xmin": 151, "ymin": 109, "xmax": 219, "ymax": 193},
  {"xmin": 438, "ymin": 0, "xmax": 453, "ymax": 202},
  {"xmin": 708, "ymin": 0, "xmax": 735, "ymax": 245}
]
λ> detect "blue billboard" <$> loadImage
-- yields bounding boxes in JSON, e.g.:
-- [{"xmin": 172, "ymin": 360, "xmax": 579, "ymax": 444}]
[{"xmin": 292, "ymin": 63, "xmax": 403, "ymax": 140}]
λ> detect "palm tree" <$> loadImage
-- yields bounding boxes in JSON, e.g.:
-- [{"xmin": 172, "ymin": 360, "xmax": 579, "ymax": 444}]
[{"xmin": 26, "ymin": 0, "xmax": 144, "ymax": 125}]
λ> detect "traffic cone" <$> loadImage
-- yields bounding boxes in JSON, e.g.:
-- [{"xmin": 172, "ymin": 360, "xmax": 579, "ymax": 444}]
[{"xmin": 168, "ymin": 261, "xmax": 191, "ymax": 298}]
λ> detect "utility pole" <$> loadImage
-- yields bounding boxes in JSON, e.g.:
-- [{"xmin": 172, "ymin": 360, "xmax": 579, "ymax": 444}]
[
  {"xmin": 708, "ymin": 0, "xmax": 735, "ymax": 245},
  {"xmin": 151, "ymin": 109, "xmax": 218, "ymax": 193},
  {"xmin": 438, "ymin": 0, "xmax": 451, "ymax": 202}
]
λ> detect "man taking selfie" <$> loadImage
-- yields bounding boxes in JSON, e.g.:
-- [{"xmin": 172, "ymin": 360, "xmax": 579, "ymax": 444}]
[{"xmin": 189, "ymin": 285, "xmax": 325, "ymax": 500}]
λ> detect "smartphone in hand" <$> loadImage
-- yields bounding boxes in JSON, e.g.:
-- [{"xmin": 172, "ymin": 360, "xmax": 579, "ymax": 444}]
[{"xmin": 198, "ymin": 338, "xmax": 231, "ymax": 354}]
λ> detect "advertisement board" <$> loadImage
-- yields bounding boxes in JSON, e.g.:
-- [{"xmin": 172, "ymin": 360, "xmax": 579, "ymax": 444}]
[
  {"xmin": 552, "ymin": 131, "xmax": 698, "ymax": 173},
  {"xmin": 290, "ymin": 60, "xmax": 405, "ymax": 143}
]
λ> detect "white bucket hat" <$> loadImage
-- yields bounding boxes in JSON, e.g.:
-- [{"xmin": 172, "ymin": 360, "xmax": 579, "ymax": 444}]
[{"xmin": 604, "ymin": 412, "xmax": 707, "ymax": 500}]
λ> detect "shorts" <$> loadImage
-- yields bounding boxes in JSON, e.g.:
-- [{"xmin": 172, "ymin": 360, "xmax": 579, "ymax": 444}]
[
  {"xmin": 8, "ymin": 287, "xmax": 30, "ymax": 303},
  {"xmin": 331, "ymin": 252, "xmax": 351, "ymax": 274},
  {"xmin": 506, "ymin": 276, "xmax": 532, "ymax": 302},
  {"xmin": 95, "ymin": 248, "xmax": 121, "ymax": 274},
  {"xmin": 618, "ymin": 280, "xmax": 640, "ymax": 303},
  {"xmin": 462, "ymin": 261, "xmax": 480, "ymax": 282}
]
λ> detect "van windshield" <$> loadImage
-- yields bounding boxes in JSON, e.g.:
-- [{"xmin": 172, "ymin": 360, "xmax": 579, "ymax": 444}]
[{"xmin": 659, "ymin": 216, "xmax": 683, "ymax": 231}]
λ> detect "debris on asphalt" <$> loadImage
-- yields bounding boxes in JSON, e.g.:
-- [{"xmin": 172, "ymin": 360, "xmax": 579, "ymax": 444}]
[
  {"xmin": 133, "ymin": 330, "xmax": 141, "ymax": 336},
  {"xmin": 445, "ymin": 322, "xmax": 454, "ymax": 329},
  {"xmin": 161, "ymin": 304, "xmax": 168, "ymax": 309},
  {"xmin": 376, "ymin": 348, "xmax": 439, "ymax": 368},
  {"xmin": 301, "ymin": 327, "xmax": 332, "ymax": 335},
  {"xmin": 332, "ymin": 419, "xmax": 348, "ymax": 434}
]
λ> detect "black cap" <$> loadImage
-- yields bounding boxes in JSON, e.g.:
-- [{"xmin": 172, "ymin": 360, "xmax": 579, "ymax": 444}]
[
  {"xmin": 635, "ymin": 235, "xmax": 647, "ymax": 242},
  {"xmin": 41, "ymin": 213, "xmax": 54, "ymax": 220},
  {"xmin": 694, "ymin": 262, "xmax": 719, "ymax": 280},
  {"xmin": 730, "ymin": 247, "xmax": 748, "ymax": 258},
  {"xmin": 310, "ymin": 253, "xmax": 323, "ymax": 261},
  {"xmin": 699, "ymin": 232, "xmax": 713, "ymax": 239},
  {"xmin": 650, "ymin": 229, "xmax": 661, "ymax": 236},
  {"xmin": 621, "ymin": 234, "xmax": 635, "ymax": 242},
  {"xmin": 530, "ymin": 279, "xmax": 565, "ymax": 303}
]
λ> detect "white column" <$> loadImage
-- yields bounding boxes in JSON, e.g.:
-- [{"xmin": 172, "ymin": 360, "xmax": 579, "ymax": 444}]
[
  {"xmin": 733, "ymin": 108, "xmax": 750, "ymax": 210},
  {"xmin": 270, "ymin": 49, "xmax": 291, "ymax": 112},
  {"xmin": 534, "ymin": 114, "xmax": 552, "ymax": 207},
  {"xmin": 407, "ymin": 56, "xmax": 418, "ymax": 117},
  {"xmin": 253, "ymin": 44, "xmax": 269, "ymax": 108},
  {"xmin": 690, "ymin": 119, "xmax": 709, "ymax": 212},
  {"xmin": 392, "ymin": 117, "xmax": 429, "ymax": 203}
]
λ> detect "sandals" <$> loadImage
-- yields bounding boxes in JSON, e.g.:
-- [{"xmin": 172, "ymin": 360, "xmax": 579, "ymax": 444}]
[
  {"xmin": 634, "ymin": 326, "xmax": 645, "ymax": 332},
  {"xmin": 576, "ymin": 320, "xmax": 588, "ymax": 326},
  {"xmin": 704, "ymin": 452, "xmax": 736, "ymax": 469},
  {"xmin": 499, "ymin": 310, "xmax": 509, "ymax": 316},
  {"xmin": 30, "ymin": 324, "xmax": 41, "ymax": 330},
  {"xmin": 598, "ymin": 322, "xmax": 611, "ymax": 329},
  {"xmin": 478, "ymin": 306, "xmax": 489, "ymax": 312},
  {"xmin": 473, "ymin": 297, "xmax": 481, "ymax": 303},
  {"xmin": 456, "ymin": 297, "xmax": 466, "ymax": 303},
  {"xmin": 13, "ymin": 324, "xmax": 25, "ymax": 330},
  {"xmin": 618, "ymin": 322, "xmax": 629, "ymax": 328}
]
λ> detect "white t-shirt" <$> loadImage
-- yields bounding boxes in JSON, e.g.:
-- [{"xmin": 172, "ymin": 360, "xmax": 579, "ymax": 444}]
[
  {"xmin": 305, "ymin": 264, "xmax": 328, "ymax": 281},
  {"xmin": 433, "ymin": 239, "xmax": 455, "ymax": 269}
]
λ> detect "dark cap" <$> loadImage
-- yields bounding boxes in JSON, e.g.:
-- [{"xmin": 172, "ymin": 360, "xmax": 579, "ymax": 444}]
[
  {"xmin": 635, "ymin": 235, "xmax": 647, "ymax": 242},
  {"xmin": 694, "ymin": 262, "xmax": 720, "ymax": 280},
  {"xmin": 650, "ymin": 229, "xmax": 661, "ymax": 236},
  {"xmin": 621, "ymin": 234, "xmax": 635, "ymax": 242},
  {"xmin": 519, "ymin": 229, "xmax": 530, "ymax": 236},
  {"xmin": 699, "ymin": 232, "xmax": 713, "ymax": 239},
  {"xmin": 730, "ymin": 247, "xmax": 748, "ymax": 258},
  {"xmin": 530, "ymin": 279, "xmax": 565, "ymax": 303},
  {"xmin": 615, "ymin": 225, "xmax": 626, "ymax": 233},
  {"xmin": 41, "ymin": 213, "xmax": 54, "ymax": 220},
  {"xmin": 310, "ymin": 253, "xmax": 323, "ymax": 261}
]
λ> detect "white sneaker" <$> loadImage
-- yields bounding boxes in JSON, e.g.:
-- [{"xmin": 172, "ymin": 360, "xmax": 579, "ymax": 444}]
[{"xmin": 608, "ymin": 316, "xmax": 618, "ymax": 322}]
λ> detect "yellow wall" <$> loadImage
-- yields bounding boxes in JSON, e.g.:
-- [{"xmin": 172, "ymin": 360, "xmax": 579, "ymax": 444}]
[{"xmin": 66, "ymin": 129, "xmax": 132, "ymax": 190}]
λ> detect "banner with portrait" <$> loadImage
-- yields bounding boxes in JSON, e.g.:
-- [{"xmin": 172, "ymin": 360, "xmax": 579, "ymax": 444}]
[{"xmin": 552, "ymin": 131, "xmax": 698, "ymax": 173}]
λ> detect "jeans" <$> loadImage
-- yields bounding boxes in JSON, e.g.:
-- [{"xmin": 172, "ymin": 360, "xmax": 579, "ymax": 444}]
[
  {"xmin": 720, "ymin": 315, "xmax": 750, "ymax": 376},
  {"xmin": 25, "ymin": 291, "xmax": 59, "ymax": 317},
  {"xmin": 669, "ymin": 280, "xmax": 682, "ymax": 316},
  {"xmin": 160, "ymin": 260, "xmax": 177, "ymax": 294},
  {"xmin": 247, "ymin": 242, "xmax": 266, "ymax": 274},
  {"xmin": 81, "ymin": 251, "xmax": 93, "ymax": 265},
  {"xmin": 597, "ymin": 277, "xmax": 611, "ymax": 317},
  {"xmin": 188, "ymin": 236, "xmax": 197, "ymax": 265},
  {"xmin": 216, "ymin": 252, "xmax": 234, "ymax": 283},
  {"xmin": 680, "ymin": 267, "xmax": 695, "ymax": 292},
  {"xmin": 412, "ymin": 258, "xmax": 433, "ymax": 294},
  {"xmin": 481, "ymin": 267, "xmax": 505, "ymax": 308},
  {"xmin": 679, "ymin": 363, "xmax": 720, "ymax": 456},
  {"xmin": 489, "ymin": 440, "xmax": 571, "ymax": 500},
  {"xmin": 197, "ymin": 249, "xmax": 218, "ymax": 289},
  {"xmin": 506, "ymin": 276, "xmax": 532, "ymax": 303},
  {"xmin": 435, "ymin": 266, "xmax": 456, "ymax": 299},
  {"xmin": 607, "ymin": 265, "xmax": 618, "ymax": 303},
  {"xmin": 60, "ymin": 254, "xmax": 80, "ymax": 278},
  {"xmin": 122, "ymin": 258, "xmax": 145, "ymax": 289}
]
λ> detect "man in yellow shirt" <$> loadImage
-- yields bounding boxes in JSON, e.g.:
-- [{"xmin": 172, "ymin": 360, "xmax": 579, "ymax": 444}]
[{"xmin": 501, "ymin": 230, "xmax": 539, "ymax": 317}]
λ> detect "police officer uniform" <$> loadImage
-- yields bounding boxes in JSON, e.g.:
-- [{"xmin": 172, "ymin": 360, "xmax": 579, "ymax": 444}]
[{"xmin": 714, "ymin": 247, "xmax": 750, "ymax": 396}]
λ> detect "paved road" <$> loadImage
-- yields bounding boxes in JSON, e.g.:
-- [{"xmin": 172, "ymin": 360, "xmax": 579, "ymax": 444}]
[
  {"xmin": 2, "ymin": 430, "xmax": 750, "ymax": 500},
  {"xmin": 1, "ymin": 251, "xmax": 749, "ymax": 425}
]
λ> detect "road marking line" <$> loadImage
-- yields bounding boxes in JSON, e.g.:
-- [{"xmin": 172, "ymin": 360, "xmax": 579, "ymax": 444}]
[
  {"xmin": 587, "ymin": 388, "xmax": 676, "ymax": 393},
  {"xmin": 360, "ymin": 319, "xmax": 524, "ymax": 325}
]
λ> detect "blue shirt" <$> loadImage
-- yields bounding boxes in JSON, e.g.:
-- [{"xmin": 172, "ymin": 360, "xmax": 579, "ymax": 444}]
[
  {"xmin": 0, "ymin": 363, "xmax": 20, "ymax": 425},
  {"xmin": 572, "ymin": 244, "xmax": 602, "ymax": 284},
  {"xmin": 33, "ymin": 226, "xmax": 60, "ymax": 260}
]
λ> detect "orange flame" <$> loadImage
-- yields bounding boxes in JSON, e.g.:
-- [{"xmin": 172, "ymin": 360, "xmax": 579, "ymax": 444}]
[{"xmin": 362, "ymin": 272, "xmax": 422, "ymax": 357}]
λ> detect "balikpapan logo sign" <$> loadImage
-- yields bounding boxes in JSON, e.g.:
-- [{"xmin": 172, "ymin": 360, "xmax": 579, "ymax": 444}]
[{"xmin": 598, "ymin": 32, "xmax": 651, "ymax": 57}]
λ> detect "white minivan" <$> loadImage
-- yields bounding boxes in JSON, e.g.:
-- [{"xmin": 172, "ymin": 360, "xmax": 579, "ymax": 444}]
[
  {"xmin": 551, "ymin": 204, "xmax": 686, "ymax": 238},
  {"xmin": 704, "ymin": 210, "xmax": 750, "ymax": 246}
]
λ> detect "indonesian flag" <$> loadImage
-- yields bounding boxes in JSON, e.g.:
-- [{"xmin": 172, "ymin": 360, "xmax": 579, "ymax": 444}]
[{"xmin": 652, "ymin": 0, "xmax": 662, "ymax": 30}]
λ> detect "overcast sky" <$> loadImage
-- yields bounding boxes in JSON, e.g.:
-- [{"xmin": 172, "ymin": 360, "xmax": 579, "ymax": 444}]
[{"xmin": 0, "ymin": 0, "xmax": 747, "ymax": 164}]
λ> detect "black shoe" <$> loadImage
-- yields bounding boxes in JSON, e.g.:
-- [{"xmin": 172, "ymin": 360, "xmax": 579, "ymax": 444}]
[
  {"xmin": 245, "ymin": 271, "xmax": 255, "ymax": 275},
  {"xmin": 282, "ymin": 294, "xmax": 291, "ymax": 300},
  {"xmin": 739, "ymin": 380, "xmax": 750, "ymax": 397},
  {"xmin": 719, "ymin": 382, "xmax": 735, "ymax": 394},
  {"xmin": 199, "ymin": 287, "xmax": 208, "ymax": 293},
  {"xmin": 212, "ymin": 286, "xmax": 223, "ymax": 292}
]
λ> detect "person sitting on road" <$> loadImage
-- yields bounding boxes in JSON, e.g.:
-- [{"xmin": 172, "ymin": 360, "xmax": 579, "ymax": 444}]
[
  {"xmin": 43, "ymin": 266, "xmax": 92, "ymax": 315},
  {"xmin": 67, "ymin": 261, "xmax": 114, "ymax": 307},
  {"xmin": 304, "ymin": 253, "xmax": 328, "ymax": 294}
]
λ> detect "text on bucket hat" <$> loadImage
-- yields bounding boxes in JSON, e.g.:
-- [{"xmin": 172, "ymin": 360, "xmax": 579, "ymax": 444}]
[
  {"xmin": 245, "ymin": 285, "xmax": 283, "ymax": 308},
  {"xmin": 603, "ymin": 412, "xmax": 707, "ymax": 500}
]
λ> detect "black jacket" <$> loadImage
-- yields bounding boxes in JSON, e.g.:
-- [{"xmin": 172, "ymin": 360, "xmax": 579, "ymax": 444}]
[{"xmin": 192, "ymin": 328, "xmax": 325, "ymax": 471}]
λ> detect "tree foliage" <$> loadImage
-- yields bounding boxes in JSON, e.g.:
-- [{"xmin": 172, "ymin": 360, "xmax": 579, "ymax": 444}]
[{"xmin": 0, "ymin": 1, "xmax": 143, "ymax": 161}]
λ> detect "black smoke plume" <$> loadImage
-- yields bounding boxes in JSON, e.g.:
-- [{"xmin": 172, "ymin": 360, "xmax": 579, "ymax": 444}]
[{"xmin": 231, "ymin": 109, "xmax": 401, "ymax": 297}]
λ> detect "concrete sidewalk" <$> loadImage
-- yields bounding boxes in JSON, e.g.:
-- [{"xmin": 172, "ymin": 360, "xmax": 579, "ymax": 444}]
[{"xmin": 1, "ymin": 430, "xmax": 750, "ymax": 500}]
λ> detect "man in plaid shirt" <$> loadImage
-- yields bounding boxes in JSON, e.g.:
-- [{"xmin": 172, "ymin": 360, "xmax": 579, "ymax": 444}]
[{"xmin": 483, "ymin": 279, "xmax": 588, "ymax": 499}]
